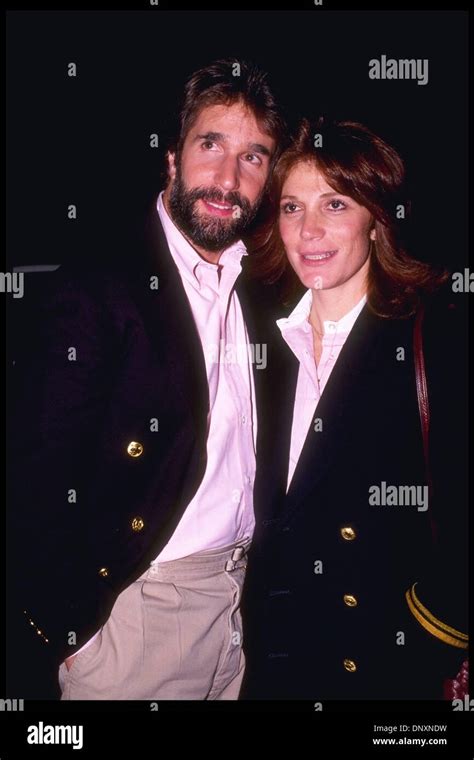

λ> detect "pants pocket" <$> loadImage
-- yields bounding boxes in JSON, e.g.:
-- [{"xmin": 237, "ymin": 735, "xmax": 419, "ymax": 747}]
[{"xmin": 58, "ymin": 629, "xmax": 103, "ymax": 693}]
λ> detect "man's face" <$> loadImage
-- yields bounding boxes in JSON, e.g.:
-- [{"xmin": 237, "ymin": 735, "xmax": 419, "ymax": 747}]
[{"xmin": 165, "ymin": 101, "xmax": 275, "ymax": 256}]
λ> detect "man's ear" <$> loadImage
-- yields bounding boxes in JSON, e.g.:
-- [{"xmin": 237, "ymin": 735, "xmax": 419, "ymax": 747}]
[{"xmin": 166, "ymin": 151, "xmax": 177, "ymax": 182}]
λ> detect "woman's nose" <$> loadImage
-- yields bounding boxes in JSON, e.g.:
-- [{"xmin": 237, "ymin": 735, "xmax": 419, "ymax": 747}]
[{"xmin": 300, "ymin": 214, "xmax": 325, "ymax": 240}]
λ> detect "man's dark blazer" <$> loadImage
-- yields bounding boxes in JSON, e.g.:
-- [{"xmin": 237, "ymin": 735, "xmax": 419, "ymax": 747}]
[
  {"xmin": 5, "ymin": 208, "xmax": 278, "ymax": 699},
  {"xmin": 240, "ymin": 287, "xmax": 468, "ymax": 700}
]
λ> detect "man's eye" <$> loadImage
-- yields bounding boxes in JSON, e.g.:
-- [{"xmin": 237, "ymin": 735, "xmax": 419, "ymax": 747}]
[
  {"xmin": 201, "ymin": 141, "xmax": 216, "ymax": 150},
  {"xmin": 243, "ymin": 153, "xmax": 260, "ymax": 164}
]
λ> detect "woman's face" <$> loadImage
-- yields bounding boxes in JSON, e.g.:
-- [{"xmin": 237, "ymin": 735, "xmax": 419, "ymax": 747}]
[{"xmin": 279, "ymin": 161, "xmax": 375, "ymax": 293}]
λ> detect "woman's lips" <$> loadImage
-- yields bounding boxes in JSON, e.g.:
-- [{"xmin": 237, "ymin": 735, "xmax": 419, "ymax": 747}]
[
  {"xmin": 299, "ymin": 250, "xmax": 337, "ymax": 266},
  {"xmin": 200, "ymin": 199, "xmax": 234, "ymax": 217}
]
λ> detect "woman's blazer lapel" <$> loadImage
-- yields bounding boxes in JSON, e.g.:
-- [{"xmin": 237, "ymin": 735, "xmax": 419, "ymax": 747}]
[{"xmin": 281, "ymin": 305, "xmax": 387, "ymax": 522}]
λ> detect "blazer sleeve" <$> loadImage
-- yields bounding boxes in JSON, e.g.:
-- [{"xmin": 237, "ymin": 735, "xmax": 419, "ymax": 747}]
[
  {"xmin": 6, "ymin": 265, "xmax": 121, "ymax": 666},
  {"xmin": 405, "ymin": 292, "xmax": 468, "ymax": 655}
]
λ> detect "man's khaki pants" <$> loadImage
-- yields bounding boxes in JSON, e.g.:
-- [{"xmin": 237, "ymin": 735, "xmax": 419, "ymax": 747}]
[{"xmin": 58, "ymin": 539, "xmax": 250, "ymax": 700}]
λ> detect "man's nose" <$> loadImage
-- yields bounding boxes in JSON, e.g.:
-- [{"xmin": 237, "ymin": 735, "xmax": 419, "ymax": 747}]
[{"xmin": 214, "ymin": 155, "xmax": 240, "ymax": 192}]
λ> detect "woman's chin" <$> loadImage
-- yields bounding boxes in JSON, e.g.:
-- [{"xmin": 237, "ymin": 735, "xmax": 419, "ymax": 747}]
[{"xmin": 298, "ymin": 272, "xmax": 331, "ymax": 291}]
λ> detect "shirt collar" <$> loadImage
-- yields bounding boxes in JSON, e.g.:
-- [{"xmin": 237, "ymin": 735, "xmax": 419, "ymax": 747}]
[{"xmin": 277, "ymin": 289, "xmax": 367, "ymax": 337}]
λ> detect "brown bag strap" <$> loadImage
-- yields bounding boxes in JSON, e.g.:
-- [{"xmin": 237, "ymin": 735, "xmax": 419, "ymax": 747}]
[
  {"xmin": 413, "ymin": 304, "xmax": 436, "ymax": 542},
  {"xmin": 414, "ymin": 307, "xmax": 468, "ymax": 696},
  {"xmin": 413, "ymin": 304, "xmax": 430, "ymax": 465}
]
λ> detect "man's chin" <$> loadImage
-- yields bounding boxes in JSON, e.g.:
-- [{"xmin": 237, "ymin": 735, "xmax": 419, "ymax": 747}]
[
  {"xmin": 190, "ymin": 234, "xmax": 238, "ymax": 253},
  {"xmin": 194, "ymin": 207, "xmax": 234, "ymax": 226},
  {"xmin": 187, "ymin": 220, "xmax": 241, "ymax": 251}
]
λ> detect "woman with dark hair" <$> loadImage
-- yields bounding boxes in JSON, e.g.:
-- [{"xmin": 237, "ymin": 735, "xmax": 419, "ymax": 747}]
[{"xmin": 241, "ymin": 118, "xmax": 468, "ymax": 700}]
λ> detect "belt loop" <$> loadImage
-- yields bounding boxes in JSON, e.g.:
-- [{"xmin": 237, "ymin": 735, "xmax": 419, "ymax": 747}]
[{"xmin": 225, "ymin": 541, "xmax": 249, "ymax": 572}]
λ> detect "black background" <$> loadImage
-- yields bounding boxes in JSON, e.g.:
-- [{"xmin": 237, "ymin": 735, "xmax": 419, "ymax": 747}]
[
  {"xmin": 6, "ymin": 8, "xmax": 468, "ymax": 271},
  {"xmin": 3, "ymin": 4, "xmax": 472, "ymax": 753}
]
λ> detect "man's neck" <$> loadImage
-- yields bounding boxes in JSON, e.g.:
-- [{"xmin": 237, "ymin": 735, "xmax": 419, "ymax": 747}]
[{"xmin": 162, "ymin": 189, "xmax": 223, "ymax": 265}]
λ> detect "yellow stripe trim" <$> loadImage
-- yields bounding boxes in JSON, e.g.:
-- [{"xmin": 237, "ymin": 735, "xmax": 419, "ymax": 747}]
[
  {"xmin": 405, "ymin": 587, "xmax": 468, "ymax": 649},
  {"xmin": 410, "ymin": 583, "xmax": 468, "ymax": 641}
]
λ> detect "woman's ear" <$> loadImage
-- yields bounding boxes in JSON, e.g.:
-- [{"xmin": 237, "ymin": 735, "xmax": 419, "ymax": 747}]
[{"xmin": 369, "ymin": 228, "xmax": 377, "ymax": 241}]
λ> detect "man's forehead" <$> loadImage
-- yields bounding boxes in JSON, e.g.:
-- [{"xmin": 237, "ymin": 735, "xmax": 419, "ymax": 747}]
[{"xmin": 187, "ymin": 102, "xmax": 274, "ymax": 147}]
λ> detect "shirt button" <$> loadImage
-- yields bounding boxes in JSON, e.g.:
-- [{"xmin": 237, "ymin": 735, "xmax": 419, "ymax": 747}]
[
  {"xmin": 241, "ymin": 415, "xmax": 247, "ymax": 425},
  {"xmin": 327, "ymin": 323, "xmax": 336, "ymax": 332}
]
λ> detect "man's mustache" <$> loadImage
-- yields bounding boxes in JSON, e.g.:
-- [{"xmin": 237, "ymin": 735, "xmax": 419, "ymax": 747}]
[{"xmin": 188, "ymin": 187, "xmax": 249, "ymax": 212}]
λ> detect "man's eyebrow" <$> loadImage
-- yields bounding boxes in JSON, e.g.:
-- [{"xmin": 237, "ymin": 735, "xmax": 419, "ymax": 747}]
[
  {"xmin": 195, "ymin": 132, "xmax": 271, "ymax": 158},
  {"xmin": 249, "ymin": 142, "xmax": 271, "ymax": 158},
  {"xmin": 195, "ymin": 131, "xmax": 225, "ymax": 143}
]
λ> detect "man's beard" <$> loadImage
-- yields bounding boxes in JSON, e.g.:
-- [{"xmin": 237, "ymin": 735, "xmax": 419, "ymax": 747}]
[{"xmin": 167, "ymin": 166, "xmax": 263, "ymax": 253}]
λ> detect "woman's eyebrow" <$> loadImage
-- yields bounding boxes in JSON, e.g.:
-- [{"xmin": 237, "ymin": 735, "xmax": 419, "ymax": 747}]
[{"xmin": 281, "ymin": 191, "xmax": 347, "ymax": 199}]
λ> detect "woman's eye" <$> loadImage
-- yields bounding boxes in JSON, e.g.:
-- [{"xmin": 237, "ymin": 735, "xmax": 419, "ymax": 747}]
[
  {"xmin": 281, "ymin": 202, "xmax": 299, "ymax": 214},
  {"xmin": 328, "ymin": 199, "xmax": 347, "ymax": 210}
]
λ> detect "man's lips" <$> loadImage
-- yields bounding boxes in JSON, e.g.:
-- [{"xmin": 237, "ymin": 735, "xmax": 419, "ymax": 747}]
[
  {"xmin": 200, "ymin": 198, "xmax": 235, "ymax": 217},
  {"xmin": 299, "ymin": 250, "xmax": 337, "ymax": 266}
]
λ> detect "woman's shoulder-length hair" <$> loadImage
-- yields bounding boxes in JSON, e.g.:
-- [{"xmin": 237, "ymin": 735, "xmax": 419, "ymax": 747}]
[{"xmin": 246, "ymin": 117, "xmax": 448, "ymax": 318}]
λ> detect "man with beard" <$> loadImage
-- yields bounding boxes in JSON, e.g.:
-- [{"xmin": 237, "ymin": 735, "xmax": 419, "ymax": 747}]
[{"xmin": 7, "ymin": 59, "xmax": 286, "ymax": 700}]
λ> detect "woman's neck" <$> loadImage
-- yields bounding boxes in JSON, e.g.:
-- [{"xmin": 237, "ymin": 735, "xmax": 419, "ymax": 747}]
[{"xmin": 309, "ymin": 278, "xmax": 368, "ymax": 334}]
